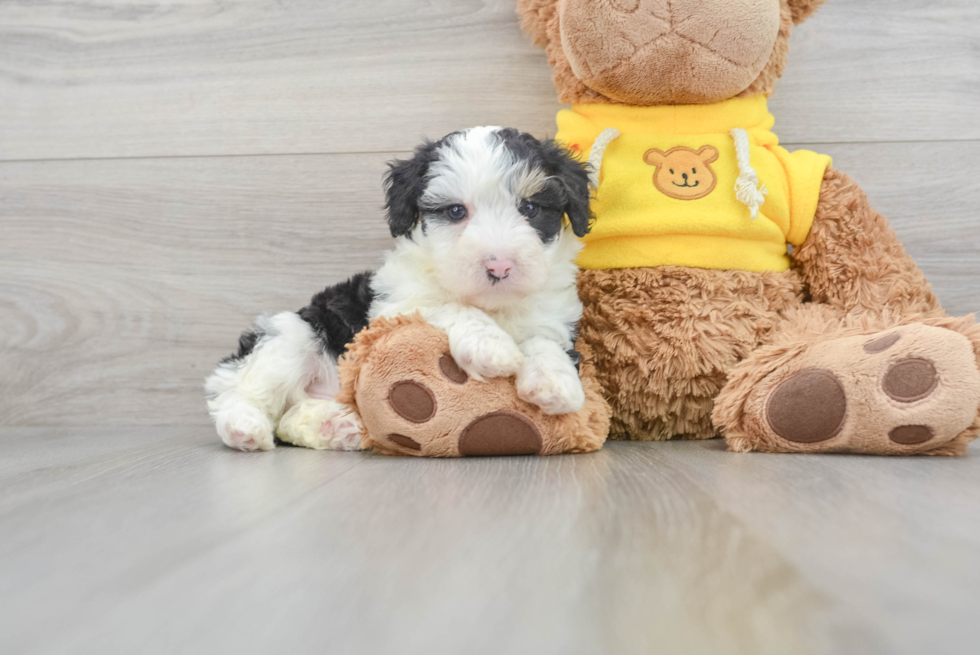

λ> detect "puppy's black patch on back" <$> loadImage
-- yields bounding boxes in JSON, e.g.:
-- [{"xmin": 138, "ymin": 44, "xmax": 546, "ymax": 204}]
[{"xmin": 298, "ymin": 271, "xmax": 376, "ymax": 359}]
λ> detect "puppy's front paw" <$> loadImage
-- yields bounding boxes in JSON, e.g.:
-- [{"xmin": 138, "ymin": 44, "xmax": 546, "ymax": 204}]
[
  {"xmin": 451, "ymin": 328, "xmax": 524, "ymax": 381},
  {"xmin": 517, "ymin": 356, "xmax": 585, "ymax": 415}
]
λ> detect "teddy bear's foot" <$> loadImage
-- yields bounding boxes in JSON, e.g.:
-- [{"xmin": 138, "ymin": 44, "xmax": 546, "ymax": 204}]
[
  {"xmin": 366, "ymin": 356, "xmax": 549, "ymax": 457},
  {"xmin": 276, "ymin": 398, "xmax": 364, "ymax": 451},
  {"xmin": 338, "ymin": 314, "xmax": 611, "ymax": 457},
  {"xmin": 719, "ymin": 323, "xmax": 980, "ymax": 455}
]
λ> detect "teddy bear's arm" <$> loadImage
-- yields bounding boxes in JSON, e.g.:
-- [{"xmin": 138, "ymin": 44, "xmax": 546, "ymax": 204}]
[{"xmin": 791, "ymin": 167, "xmax": 944, "ymax": 318}]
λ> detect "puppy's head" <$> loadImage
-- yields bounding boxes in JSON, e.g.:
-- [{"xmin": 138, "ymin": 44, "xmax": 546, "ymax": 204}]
[{"xmin": 383, "ymin": 127, "xmax": 592, "ymax": 309}]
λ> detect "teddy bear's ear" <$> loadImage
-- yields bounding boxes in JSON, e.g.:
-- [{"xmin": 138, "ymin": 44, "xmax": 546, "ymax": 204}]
[
  {"xmin": 697, "ymin": 146, "xmax": 720, "ymax": 165},
  {"xmin": 644, "ymin": 149, "xmax": 667, "ymax": 167},
  {"xmin": 786, "ymin": 0, "xmax": 827, "ymax": 25},
  {"xmin": 517, "ymin": 0, "xmax": 559, "ymax": 48}
]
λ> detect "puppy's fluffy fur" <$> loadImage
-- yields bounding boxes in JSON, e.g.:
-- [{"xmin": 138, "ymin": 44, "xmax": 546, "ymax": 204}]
[{"xmin": 205, "ymin": 127, "xmax": 593, "ymax": 451}]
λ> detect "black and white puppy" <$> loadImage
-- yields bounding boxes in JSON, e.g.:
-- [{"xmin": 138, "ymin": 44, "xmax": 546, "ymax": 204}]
[{"xmin": 205, "ymin": 127, "xmax": 593, "ymax": 451}]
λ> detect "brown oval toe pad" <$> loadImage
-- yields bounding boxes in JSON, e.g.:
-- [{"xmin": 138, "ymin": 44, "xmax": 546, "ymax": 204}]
[
  {"xmin": 883, "ymin": 358, "xmax": 938, "ymax": 402},
  {"xmin": 889, "ymin": 425, "xmax": 934, "ymax": 445},
  {"xmin": 766, "ymin": 368, "xmax": 847, "ymax": 444},
  {"xmin": 439, "ymin": 353, "xmax": 469, "ymax": 384},
  {"xmin": 864, "ymin": 333, "xmax": 900, "ymax": 354},
  {"xmin": 459, "ymin": 410, "xmax": 542, "ymax": 456},
  {"xmin": 387, "ymin": 434, "xmax": 422, "ymax": 451},
  {"xmin": 388, "ymin": 380, "xmax": 436, "ymax": 423}
]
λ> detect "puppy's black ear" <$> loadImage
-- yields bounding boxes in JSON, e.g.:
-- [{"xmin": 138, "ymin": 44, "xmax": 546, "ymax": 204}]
[
  {"xmin": 540, "ymin": 139, "xmax": 594, "ymax": 238},
  {"xmin": 383, "ymin": 139, "xmax": 441, "ymax": 238}
]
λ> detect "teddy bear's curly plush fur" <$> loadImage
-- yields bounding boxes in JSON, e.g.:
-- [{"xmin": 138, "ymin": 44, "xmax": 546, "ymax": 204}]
[{"xmin": 519, "ymin": 0, "xmax": 980, "ymax": 455}]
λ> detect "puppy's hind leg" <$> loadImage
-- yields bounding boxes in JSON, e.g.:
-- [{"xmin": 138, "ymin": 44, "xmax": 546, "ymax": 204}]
[
  {"xmin": 275, "ymin": 328, "xmax": 364, "ymax": 451},
  {"xmin": 277, "ymin": 398, "xmax": 363, "ymax": 451},
  {"xmin": 206, "ymin": 312, "xmax": 328, "ymax": 451}
]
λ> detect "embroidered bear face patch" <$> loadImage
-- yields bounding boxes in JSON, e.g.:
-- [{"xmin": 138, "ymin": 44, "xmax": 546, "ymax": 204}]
[{"xmin": 643, "ymin": 146, "xmax": 719, "ymax": 200}]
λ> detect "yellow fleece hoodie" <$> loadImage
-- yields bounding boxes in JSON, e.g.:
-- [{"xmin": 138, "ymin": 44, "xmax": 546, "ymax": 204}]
[{"xmin": 555, "ymin": 97, "xmax": 832, "ymax": 273}]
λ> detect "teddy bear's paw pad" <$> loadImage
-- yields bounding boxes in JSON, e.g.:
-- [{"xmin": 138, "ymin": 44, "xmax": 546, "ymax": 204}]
[
  {"xmin": 439, "ymin": 353, "xmax": 469, "ymax": 384},
  {"xmin": 863, "ymin": 332, "xmax": 901, "ymax": 353},
  {"xmin": 766, "ymin": 369, "xmax": 847, "ymax": 444},
  {"xmin": 757, "ymin": 324, "xmax": 980, "ymax": 454},
  {"xmin": 388, "ymin": 380, "xmax": 437, "ymax": 423},
  {"xmin": 882, "ymin": 358, "xmax": 939, "ymax": 402},
  {"xmin": 459, "ymin": 410, "xmax": 542, "ymax": 457},
  {"xmin": 387, "ymin": 434, "xmax": 423, "ymax": 451},
  {"xmin": 888, "ymin": 425, "xmax": 934, "ymax": 445}
]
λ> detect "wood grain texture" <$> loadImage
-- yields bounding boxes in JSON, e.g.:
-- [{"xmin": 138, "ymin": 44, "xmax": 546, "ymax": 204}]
[
  {"xmin": 1, "ymin": 3, "xmax": 979, "ymax": 651},
  {"xmin": 2, "ymin": 142, "xmax": 979, "ymax": 427},
  {"xmin": 1, "ymin": 0, "xmax": 978, "ymax": 161},
  {"xmin": 0, "ymin": 152, "xmax": 395, "ymax": 427},
  {"xmin": 2, "ymin": 433, "xmax": 978, "ymax": 655}
]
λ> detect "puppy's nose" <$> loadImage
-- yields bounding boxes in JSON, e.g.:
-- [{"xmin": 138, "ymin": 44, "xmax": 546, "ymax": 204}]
[
  {"xmin": 682, "ymin": 172, "xmax": 689, "ymax": 180},
  {"xmin": 485, "ymin": 257, "xmax": 513, "ymax": 279}
]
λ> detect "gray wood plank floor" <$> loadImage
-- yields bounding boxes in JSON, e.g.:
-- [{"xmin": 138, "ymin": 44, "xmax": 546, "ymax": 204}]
[
  {"xmin": 2, "ymin": 0, "xmax": 979, "ymax": 653},
  {"xmin": 4, "ymin": 428, "xmax": 980, "ymax": 655}
]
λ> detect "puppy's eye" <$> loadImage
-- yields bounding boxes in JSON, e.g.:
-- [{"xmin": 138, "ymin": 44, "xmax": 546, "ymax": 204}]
[
  {"xmin": 445, "ymin": 205, "xmax": 467, "ymax": 221},
  {"xmin": 519, "ymin": 200, "xmax": 540, "ymax": 219},
  {"xmin": 669, "ymin": 169, "xmax": 674, "ymax": 174},
  {"xmin": 692, "ymin": 168, "xmax": 697, "ymax": 174}
]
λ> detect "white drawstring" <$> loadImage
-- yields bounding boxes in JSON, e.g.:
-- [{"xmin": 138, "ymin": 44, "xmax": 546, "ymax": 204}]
[
  {"xmin": 586, "ymin": 128, "xmax": 621, "ymax": 189},
  {"xmin": 730, "ymin": 128, "xmax": 767, "ymax": 219}
]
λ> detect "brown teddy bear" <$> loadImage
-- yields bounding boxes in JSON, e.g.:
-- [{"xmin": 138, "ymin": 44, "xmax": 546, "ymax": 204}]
[{"xmin": 517, "ymin": 0, "xmax": 980, "ymax": 455}]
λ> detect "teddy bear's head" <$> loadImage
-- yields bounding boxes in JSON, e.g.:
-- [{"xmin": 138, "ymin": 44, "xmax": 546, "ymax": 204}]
[{"xmin": 518, "ymin": 0, "xmax": 825, "ymax": 106}]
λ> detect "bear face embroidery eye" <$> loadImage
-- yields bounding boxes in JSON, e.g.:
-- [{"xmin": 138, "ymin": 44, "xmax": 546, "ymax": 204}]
[
  {"xmin": 669, "ymin": 169, "xmax": 674, "ymax": 174},
  {"xmin": 692, "ymin": 168, "xmax": 697, "ymax": 174},
  {"xmin": 518, "ymin": 200, "xmax": 540, "ymax": 219},
  {"xmin": 445, "ymin": 204, "xmax": 468, "ymax": 222}
]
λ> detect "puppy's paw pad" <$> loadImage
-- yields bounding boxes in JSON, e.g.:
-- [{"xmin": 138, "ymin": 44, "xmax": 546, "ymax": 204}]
[
  {"xmin": 320, "ymin": 411, "xmax": 364, "ymax": 451},
  {"xmin": 216, "ymin": 403, "xmax": 276, "ymax": 451},
  {"xmin": 223, "ymin": 429, "xmax": 273, "ymax": 451},
  {"xmin": 320, "ymin": 414, "xmax": 361, "ymax": 450}
]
